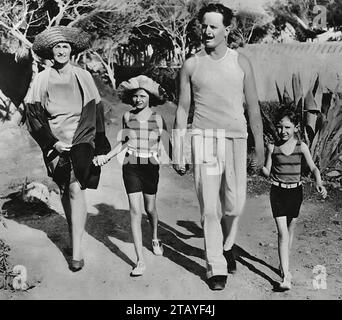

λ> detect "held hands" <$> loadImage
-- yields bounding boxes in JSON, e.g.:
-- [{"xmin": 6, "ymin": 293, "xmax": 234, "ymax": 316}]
[
  {"xmin": 250, "ymin": 148, "xmax": 265, "ymax": 173},
  {"xmin": 316, "ymin": 183, "xmax": 328, "ymax": 199},
  {"xmin": 93, "ymin": 155, "xmax": 109, "ymax": 167},
  {"xmin": 173, "ymin": 163, "xmax": 188, "ymax": 176}
]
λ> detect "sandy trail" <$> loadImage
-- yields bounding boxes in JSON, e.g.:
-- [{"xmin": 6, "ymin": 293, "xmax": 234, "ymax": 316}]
[{"xmin": 1, "ymin": 103, "xmax": 341, "ymax": 300}]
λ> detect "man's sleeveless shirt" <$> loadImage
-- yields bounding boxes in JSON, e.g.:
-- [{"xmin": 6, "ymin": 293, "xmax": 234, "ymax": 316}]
[
  {"xmin": 191, "ymin": 48, "xmax": 246, "ymax": 138},
  {"xmin": 270, "ymin": 140, "xmax": 303, "ymax": 183}
]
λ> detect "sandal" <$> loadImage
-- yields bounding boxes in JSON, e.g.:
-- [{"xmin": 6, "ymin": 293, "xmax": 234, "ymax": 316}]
[
  {"xmin": 70, "ymin": 259, "xmax": 84, "ymax": 272},
  {"xmin": 130, "ymin": 261, "xmax": 146, "ymax": 277},
  {"xmin": 279, "ymin": 272, "xmax": 292, "ymax": 290},
  {"xmin": 152, "ymin": 239, "xmax": 164, "ymax": 256}
]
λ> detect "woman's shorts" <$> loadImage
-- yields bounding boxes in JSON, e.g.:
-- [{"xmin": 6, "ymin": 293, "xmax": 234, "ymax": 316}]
[
  {"xmin": 122, "ymin": 153, "xmax": 159, "ymax": 195},
  {"xmin": 270, "ymin": 185, "xmax": 303, "ymax": 219}
]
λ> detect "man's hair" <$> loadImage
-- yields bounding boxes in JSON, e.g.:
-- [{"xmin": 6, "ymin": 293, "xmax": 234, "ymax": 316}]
[
  {"xmin": 275, "ymin": 104, "xmax": 300, "ymax": 126},
  {"xmin": 198, "ymin": 3, "xmax": 233, "ymax": 27}
]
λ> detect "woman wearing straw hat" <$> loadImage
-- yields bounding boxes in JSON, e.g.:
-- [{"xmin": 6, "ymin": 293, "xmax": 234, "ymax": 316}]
[
  {"xmin": 25, "ymin": 26, "xmax": 111, "ymax": 272},
  {"xmin": 95, "ymin": 75, "xmax": 168, "ymax": 276}
]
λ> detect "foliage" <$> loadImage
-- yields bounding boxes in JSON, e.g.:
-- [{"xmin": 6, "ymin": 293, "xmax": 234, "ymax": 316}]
[
  {"xmin": 229, "ymin": 10, "xmax": 272, "ymax": 47},
  {"xmin": 267, "ymin": 72, "xmax": 342, "ymax": 174}
]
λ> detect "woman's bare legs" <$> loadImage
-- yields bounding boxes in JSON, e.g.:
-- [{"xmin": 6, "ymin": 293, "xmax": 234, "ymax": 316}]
[{"xmin": 60, "ymin": 181, "xmax": 87, "ymax": 261}]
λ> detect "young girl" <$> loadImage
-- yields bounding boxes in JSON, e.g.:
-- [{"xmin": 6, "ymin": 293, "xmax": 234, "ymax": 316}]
[
  {"xmin": 262, "ymin": 106, "xmax": 327, "ymax": 290},
  {"xmin": 95, "ymin": 75, "xmax": 168, "ymax": 276}
]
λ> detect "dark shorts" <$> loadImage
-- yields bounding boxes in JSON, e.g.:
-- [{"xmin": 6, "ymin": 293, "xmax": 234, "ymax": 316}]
[
  {"xmin": 270, "ymin": 185, "xmax": 303, "ymax": 219},
  {"xmin": 122, "ymin": 153, "xmax": 159, "ymax": 195},
  {"xmin": 50, "ymin": 152, "xmax": 77, "ymax": 192}
]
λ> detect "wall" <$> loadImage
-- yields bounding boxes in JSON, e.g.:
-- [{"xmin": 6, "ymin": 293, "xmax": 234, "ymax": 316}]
[{"xmin": 239, "ymin": 42, "xmax": 342, "ymax": 101}]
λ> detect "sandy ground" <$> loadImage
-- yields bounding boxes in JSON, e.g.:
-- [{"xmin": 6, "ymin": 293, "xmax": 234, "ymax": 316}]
[{"xmin": 0, "ymin": 99, "xmax": 341, "ymax": 300}]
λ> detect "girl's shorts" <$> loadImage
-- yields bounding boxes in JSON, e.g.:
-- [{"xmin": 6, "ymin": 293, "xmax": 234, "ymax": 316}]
[
  {"xmin": 270, "ymin": 185, "xmax": 303, "ymax": 219},
  {"xmin": 122, "ymin": 153, "xmax": 159, "ymax": 195}
]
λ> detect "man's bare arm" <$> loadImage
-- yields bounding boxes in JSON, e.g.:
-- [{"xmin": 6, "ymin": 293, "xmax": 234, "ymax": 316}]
[
  {"xmin": 173, "ymin": 57, "xmax": 195, "ymax": 172},
  {"xmin": 238, "ymin": 53, "xmax": 265, "ymax": 168}
]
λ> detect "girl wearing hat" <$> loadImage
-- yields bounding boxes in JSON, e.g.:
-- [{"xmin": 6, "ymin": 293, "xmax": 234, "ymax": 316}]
[
  {"xmin": 95, "ymin": 75, "xmax": 168, "ymax": 276},
  {"xmin": 26, "ymin": 26, "xmax": 111, "ymax": 272}
]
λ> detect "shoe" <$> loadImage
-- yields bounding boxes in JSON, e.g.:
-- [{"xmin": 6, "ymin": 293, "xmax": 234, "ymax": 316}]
[
  {"xmin": 130, "ymin": 261, "xmax": 146, "ymax": 277},
  {"xmin": 207, "ymin": 275, "xmax": 227, "ymax": 291},
  {"xmin": 70, "ymin": 259, "xmax": 84, "ymax": 272},
  {"xmin": 223, "ymin": 249, "xmax": 237, "ymax": 274},
  {"xmin": 279, "ymin": 272, "xmax": 292, "ymax": 290},
  {"xmin": 152, "ymin": 239, "xmax": 164, "ymax": 256}
]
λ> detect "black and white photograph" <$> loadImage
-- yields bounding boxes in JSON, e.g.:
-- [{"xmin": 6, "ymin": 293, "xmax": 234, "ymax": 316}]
[{"xmin": 0, "ymin": 0, "xmax": 341, "ymax": 303}]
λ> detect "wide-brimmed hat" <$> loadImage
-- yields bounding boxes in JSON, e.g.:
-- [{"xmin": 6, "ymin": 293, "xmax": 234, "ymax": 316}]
[
  {"xmin": 32, "ymin": 26, "xmax": 91, "ymax": 59},
  {"xmin": 117, "ymin": 75, "xmax": 168, "ymax": 106}
]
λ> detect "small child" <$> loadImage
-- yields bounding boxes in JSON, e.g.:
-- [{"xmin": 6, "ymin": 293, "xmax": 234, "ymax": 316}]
[
  {"xmin": 95, "ymin": 75, "xmax": 169, "ymax": 276},
  {"xmin": 262, "ymin": 105, "xmax": 327, "ymax": 290}
]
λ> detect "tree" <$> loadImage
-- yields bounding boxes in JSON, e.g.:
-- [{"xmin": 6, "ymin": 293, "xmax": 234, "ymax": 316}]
[
  {"xmin": 229, "ymin": 9, "xmax": 272, "ymax": 47},
  {"xmin": 0, "ymin": 0, "xmax": 125, "ymax": 114}
]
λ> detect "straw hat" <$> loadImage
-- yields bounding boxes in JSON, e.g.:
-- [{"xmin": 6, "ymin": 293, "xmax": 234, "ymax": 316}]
[
  {"xmin": 117, "ymin": 75, "xmax": 168, "ymax": 106},
  {"xmin": 32, "ymin": 26, "xmax": 91, "ymax": 59}
]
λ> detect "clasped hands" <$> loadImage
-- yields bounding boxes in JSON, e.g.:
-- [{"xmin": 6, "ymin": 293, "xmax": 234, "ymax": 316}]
[{"xmin": 93, "ymin": 155, "xmax": 109, "ymax": 167}]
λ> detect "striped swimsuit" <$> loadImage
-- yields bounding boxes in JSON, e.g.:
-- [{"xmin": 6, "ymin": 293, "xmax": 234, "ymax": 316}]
[
  {"xmin": 270, "ymin": 140, "xmax": 302, "ymax": 184},
  {"xmin": 121, "ymin": 110, "xmax": 166, "ymax": 195},
  {"xmin": 270, "ymin": 140, "xmax": 303, "ymax": 218}
]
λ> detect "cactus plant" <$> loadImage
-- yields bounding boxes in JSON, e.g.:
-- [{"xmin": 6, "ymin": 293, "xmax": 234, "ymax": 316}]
[{"xmin": 273, "ymin": 73, "xmax": 342, "ymax": 175}]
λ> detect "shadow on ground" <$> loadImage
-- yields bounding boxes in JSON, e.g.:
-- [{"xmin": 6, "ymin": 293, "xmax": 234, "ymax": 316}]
[
  {"xmin": 1, "ymin": 193, "xmax": 283, "ymax": 290},
  {"xmin": 233, "ymin": 244, "xmax": 283, "ymax": 292},
  {"xmin": 1, "ymin": 191, "xmax": 72, "ymax": 264},
  {"xmin": 88, "ymin": 203, "xmax": 207, "ymax": 281}
]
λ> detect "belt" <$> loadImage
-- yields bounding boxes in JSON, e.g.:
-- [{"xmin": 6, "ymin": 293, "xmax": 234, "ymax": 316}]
[
  {"xmin": 127, "ymin": 149, "xmax": 158, "ymax": 158},
  {"xmin": 272, "ymin": 181, "xmax": 302, "ymax": 189}
]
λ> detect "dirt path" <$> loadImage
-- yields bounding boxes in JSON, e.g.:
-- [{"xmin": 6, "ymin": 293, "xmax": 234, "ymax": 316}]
[{"xmin": 1, "ymin": 104, "xmax": 341, "ymax": 300}]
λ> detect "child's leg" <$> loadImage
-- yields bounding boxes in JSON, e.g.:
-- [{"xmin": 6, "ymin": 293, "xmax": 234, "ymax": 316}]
[
  {"xmin": 287, "ymin": 217, "xmax": 297, "ymax": 253},
  {"xmin": 143, "ymin": 193, "xmax": 158, "ymax": 240},
  {"xmin": 275, "ymin": 216, "xmax": 290, "ymax": 277},
  {"xmin": 127, "ymin": 192, "xmax": 144, "ymax": 262}
]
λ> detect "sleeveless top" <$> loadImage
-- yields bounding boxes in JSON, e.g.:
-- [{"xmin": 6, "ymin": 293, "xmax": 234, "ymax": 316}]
[
  {"xmin": 46, "ymin": 66, "xmax": 82, "ymax": 145},
  {"xmin": 270, "ymin": 140, "xmax": 303, "ymax": 183},
  {"xmin": 122, "ymin": 111, "xmax": 165, "ymax": 157},
  {"xmin": 191, "ymin": 48, "xmax": 246, "ymax": 138}
]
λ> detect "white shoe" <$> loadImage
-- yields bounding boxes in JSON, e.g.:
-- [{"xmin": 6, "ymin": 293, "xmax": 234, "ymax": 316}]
[
  {"xmin": 152, "ymin": 239, "xmax": 164, "ymax": 256},
  {"xmin": 279, "ymin": 272, "xmax": 292, "ymax": 290},
  {"xmin": 130, "ymin": 261, "xmax": 146, "ymax": 277}
]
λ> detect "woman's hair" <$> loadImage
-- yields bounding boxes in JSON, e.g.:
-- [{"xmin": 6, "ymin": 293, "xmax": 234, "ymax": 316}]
[
  {"xmin": 275, "ymin": 104, "xmax": 300, "ymax": 126},
  {"xmin": 198, "ymin": 3, "xmax": 233, "ymax": 27}
]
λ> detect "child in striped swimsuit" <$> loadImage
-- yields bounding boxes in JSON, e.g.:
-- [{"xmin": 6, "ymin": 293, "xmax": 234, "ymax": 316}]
[
  {"xmin": 262, "ymin": 106, "xmax": 327, "ymax": 290},
  {"xmin": 97, "ymin": 75, "xmax": 168, "ymax": 276}
]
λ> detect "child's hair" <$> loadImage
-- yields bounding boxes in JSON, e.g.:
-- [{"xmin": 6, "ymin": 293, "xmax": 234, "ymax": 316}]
[{"xmin": 275, "ymin": 104, "xmax": 300, "ymax": 126}]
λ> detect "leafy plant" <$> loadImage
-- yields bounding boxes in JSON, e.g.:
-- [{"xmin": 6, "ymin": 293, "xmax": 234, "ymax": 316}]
[{"xmin": 271, "ymin": 72, "xmax": 342, "ymax": 174}]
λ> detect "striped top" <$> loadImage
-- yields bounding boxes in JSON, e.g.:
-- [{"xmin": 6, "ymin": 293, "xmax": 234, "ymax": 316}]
[
  {"xmin": 270, "ymin": 140, "xmax": 303, "ymax": 183},
  {"xmin": 121, "ymin": 111, "xmax": 166, "ymax": 157}
]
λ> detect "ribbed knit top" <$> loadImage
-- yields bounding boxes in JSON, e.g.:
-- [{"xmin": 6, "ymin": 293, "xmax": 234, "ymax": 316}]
[{"xmin": 191, "ymin": 48, "xmax": 247, "ymax": 138}]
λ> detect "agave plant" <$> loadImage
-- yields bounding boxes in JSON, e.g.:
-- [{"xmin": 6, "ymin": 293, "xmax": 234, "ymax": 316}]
[{"xmin": 274, "ymin": 73, "xmax": 342, "ymax": 176}]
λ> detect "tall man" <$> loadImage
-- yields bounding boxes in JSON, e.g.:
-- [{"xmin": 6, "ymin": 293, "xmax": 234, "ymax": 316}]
[{"xmin": 173, "ymin": 3, "xmax": 264, "ymax": 290}]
